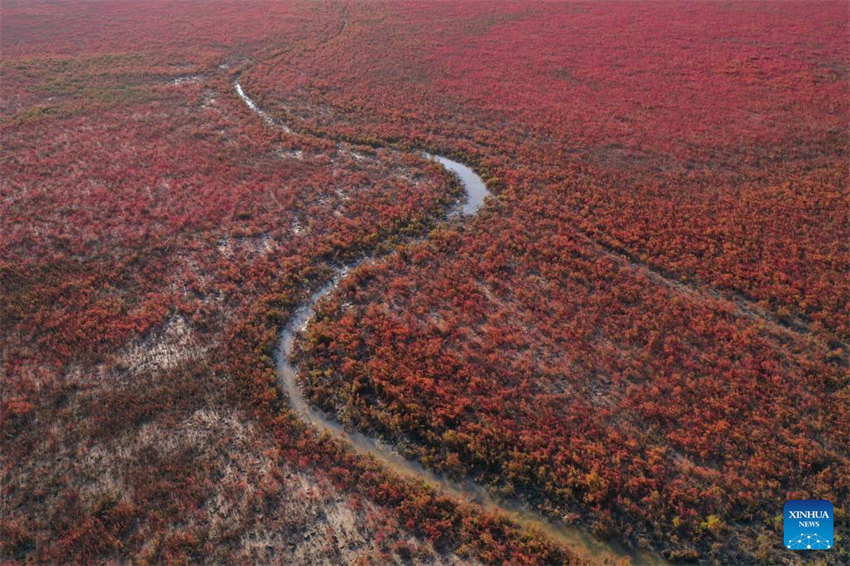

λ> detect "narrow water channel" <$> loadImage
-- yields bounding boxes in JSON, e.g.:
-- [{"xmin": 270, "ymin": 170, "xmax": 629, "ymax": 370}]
[{"xmin": 235, "ymin": 80, "xmax": 663, "ymax": 565}]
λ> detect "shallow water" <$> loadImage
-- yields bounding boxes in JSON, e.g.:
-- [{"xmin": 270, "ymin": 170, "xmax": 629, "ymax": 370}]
[{"xmin": 424, "ymin": 153, "xmax": 489, "ymax": 215}]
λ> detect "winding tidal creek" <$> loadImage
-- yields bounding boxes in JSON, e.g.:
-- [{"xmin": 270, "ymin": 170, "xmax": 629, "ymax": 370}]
[{"xmin": 235, "ymin": 80, "xmax": 663, "ymax": 565}]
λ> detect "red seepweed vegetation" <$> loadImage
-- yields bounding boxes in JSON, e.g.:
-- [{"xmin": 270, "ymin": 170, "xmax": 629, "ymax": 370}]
[
  {"xmin": 2, "ymin": 1, "xmax": 585, "ymax": 563},
  {"xmin": 243, "ymin": 0, "xmax": 848, "ymax": 563},
  {"xmin": 2, "ymin": 0, "xmax": 847, "ymax": 564}
]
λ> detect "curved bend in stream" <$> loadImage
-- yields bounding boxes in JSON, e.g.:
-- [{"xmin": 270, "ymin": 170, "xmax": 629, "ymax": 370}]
[{"xmin": 235, "ymin": 81, "xmax": 661, "ymax": 565}]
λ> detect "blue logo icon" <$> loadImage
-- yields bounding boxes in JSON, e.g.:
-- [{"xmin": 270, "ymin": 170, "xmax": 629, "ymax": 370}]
[{"xmin": 784, "ymin": 500, "xmax": 833, "ymax": 550}]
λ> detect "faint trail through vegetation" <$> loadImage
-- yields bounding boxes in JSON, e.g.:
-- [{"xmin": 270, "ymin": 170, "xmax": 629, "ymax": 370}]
[{"xmin": 570, "ymin": 226, "xmax": 849, "ymax": 358}]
